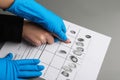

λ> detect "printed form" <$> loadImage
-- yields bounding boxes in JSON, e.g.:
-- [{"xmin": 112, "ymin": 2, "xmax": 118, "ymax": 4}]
[{"xmin": 0, "ymin": 20, "xmax": 111, "ymax": 80}]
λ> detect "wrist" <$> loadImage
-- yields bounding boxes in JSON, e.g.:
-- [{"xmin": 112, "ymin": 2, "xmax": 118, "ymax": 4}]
[
  {"xmin": 22, "ymin": 20, "xmax": 31, "ymax": 39},
  {"xmin": 22, "ymin": 21, "xmax": 27, "ymax": 38}
]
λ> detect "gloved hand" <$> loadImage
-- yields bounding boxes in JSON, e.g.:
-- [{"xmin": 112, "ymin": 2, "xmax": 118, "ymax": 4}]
[
  {"xmin": 7, "ymin": 0, "xmax": 67, "ymax": 41},
  {"xmin": 0, "ymin": 53, "xmax": 44, "ymax": 80}
]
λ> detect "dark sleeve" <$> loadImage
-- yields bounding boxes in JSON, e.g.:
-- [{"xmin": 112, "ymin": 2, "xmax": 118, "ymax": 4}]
[{"xmin": 0, "ymin": 14, "xmax": 24, "ymax": 42}]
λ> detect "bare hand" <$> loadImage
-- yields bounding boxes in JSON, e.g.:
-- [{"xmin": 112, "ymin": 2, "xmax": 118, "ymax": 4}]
[{"xmin": 22, "ymin": 21, "xmax": 54, "ymax": 46}]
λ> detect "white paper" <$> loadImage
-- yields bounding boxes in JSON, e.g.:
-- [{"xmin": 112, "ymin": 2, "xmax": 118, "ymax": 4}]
[{"xmin": 0, "ymin": 20, "xmax": 111, "ymax": 80}]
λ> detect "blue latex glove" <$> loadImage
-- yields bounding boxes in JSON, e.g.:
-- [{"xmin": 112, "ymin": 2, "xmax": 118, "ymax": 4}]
[
  {"xmin": 0, "ymin": 53, "xmax": 44, "ymax": 80},
  {"xmin": 7, "ymin": 0, "xmax": 67, "ymax": 41}
]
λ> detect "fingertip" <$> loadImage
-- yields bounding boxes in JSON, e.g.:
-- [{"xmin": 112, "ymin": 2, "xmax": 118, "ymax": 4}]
[
  {"xmin": 8, "ymin": 52, "xmax": 13, "ymax": 56},
  {"xmin": 36, "ymin": 71, "xmax": 43, "ymax": 77},
  {"xmin": 39, "ymin": 72, "xmax": 42, "ymax": 76},
  {"xmin": 34, "ymin": 41, "xmax": 42, "ymax": 47},
  {"xmin": 33, "ymin": 59, "xmax": 40, "ymax": 64},
  {"xmin": 4, "ymin": 53, "xmax": 13, "ymax": 59},
  {"xmin": 59, "ymin": 31, "xmax": 68, "ymax": 41},
  {"xmin": 38, "ymin": 65, "xmax": 45, "ymax": 71},
  {"xmin": 46, "ymin": 34, "xmax": 54, "ymax": 44},
  {"xmin": 62, "ymin": 36, "xmax": 68, "ymax": 41},
  {"xmin": 53, "ymin": 30, "xmax": 67, "ymax": 42},
  {"xmin": 64, "ymin": 39, "xmax": 71, "ymax": 43}
]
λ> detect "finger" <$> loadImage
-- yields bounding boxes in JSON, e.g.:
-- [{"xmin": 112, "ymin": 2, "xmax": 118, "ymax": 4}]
[
  {"xmin": 34, "ymin": 40, "xmax": 42, "ymax": 46},
  {"xmin": 54, "ymin": 30, "xmax": 67, "ymax": 41},
  {"xmin": 16, "ymin": 59, "xmax": 40, "ymax": 65},
  {"xmin": 4, "ymin": 53, "xmax": 13, "ymax": 60},
  {"xmin": 61, "ymin": 21, "xmax": 67, "ymax": 33},
  {"xmin": 40, "ymin": 40, "xmax": 46, "ymax": 44},
  {"xmin": 64, "ymin": 39, "xmax": 71, "ymax": 43},
  {"xmin": 19, "ymin": 65, "xmax": 44, "ymax": 71},
  {"xmin": 39, "ymin": 35, "xmax": 47, "ymax": 44},
  {"xmin": 46, "ymin": 34, "xmax": 54, "ymax": 44},
  {"xmin": 25, "ymin": 35, "xmax": 42, "ymax": 46},
  {"xmin": 23, "ymin": 35, "xmax": 40, "ymax": 46},
  {"xmin": 18, "ymin": 71, "xmax": 42, "ymax": 78}
]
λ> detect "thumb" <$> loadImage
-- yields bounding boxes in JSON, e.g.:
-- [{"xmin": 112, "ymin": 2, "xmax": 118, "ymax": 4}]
[{"xmin": 4, "ymin": 53, "xmax": 13, "ymax": 60}]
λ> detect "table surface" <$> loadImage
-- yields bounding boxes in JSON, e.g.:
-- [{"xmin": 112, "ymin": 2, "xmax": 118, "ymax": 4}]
[{"xmin": 1, "ymin": 0, "xmax": 120, "ymax": 80}]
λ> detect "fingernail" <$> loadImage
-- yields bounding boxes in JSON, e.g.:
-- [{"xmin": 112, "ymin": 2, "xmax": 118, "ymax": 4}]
[{"xmin": 65, "ymin": 39, "xmax": 71, "ymax": 43}]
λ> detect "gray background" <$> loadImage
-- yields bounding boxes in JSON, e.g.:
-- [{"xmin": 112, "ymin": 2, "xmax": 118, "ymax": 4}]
[{"xmin": 0, "ymin": 0, "xmax": 120, "ymax": 80}]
